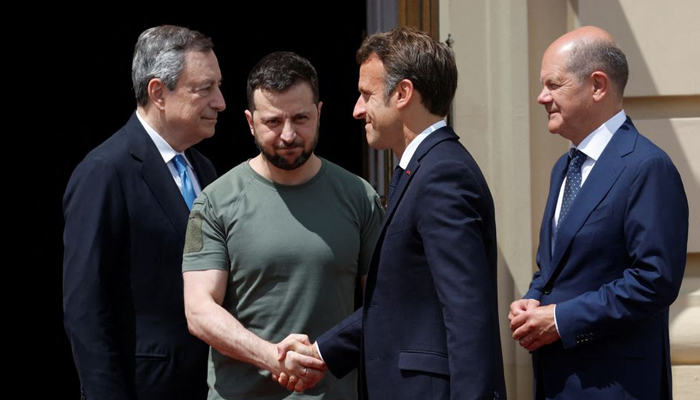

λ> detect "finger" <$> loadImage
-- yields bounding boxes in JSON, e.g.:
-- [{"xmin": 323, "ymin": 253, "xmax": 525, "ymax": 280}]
[
  {"xmin": 287, "ymin": 333, "xmax": 310, "ymax": 345},
  {"xmin": 302, "ymin": 366, "xmax": 325, "ymax": 384},
  {"xmin": 277, "ymin": 372, "xmax": 289, "ymax": 387},
  {"xmin": 518, "ymin": 336, "xmax": 529, "ymax": 348},
  {"xmin": 294, "ymin": 378, "xmax": 305, "ymax": 392},
  {"xmin": 510, "ymin": 312, "xmax": 528, "ymax": 333},
  {"xmin": 512, "ymin": 323, "xmax": 529, "ymax": 341},
  {"xmin": 286, "ymin": 375, "xmax": 298, "ymax": 391},
  {"xmin": 290, "ymin": 352, "xmax": 326, "ymax": 371},
  {"xmin": 277, "ymin": 334, "xmax": 311, "ymax": 360},
  {"xmin": 525, "ymin": 338, "xmax": 542, "ymax": 352}
]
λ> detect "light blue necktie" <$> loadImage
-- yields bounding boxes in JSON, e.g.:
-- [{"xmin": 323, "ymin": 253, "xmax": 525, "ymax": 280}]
[{"xmin": 173, "ymin": 154, "xmax": 196, "ymax": 210}]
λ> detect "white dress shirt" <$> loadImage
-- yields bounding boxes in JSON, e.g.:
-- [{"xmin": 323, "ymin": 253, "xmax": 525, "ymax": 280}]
[
  {"xmin": 398, "ymin": 119, "xmax": 448, "ymax": 169},
  {"xmin": 551, "ymin": 109, "xmax": 626, "ymax": 333},
  {"xmin": 136, "ymin": 111, "xmax": 203, "ymax": 196}
]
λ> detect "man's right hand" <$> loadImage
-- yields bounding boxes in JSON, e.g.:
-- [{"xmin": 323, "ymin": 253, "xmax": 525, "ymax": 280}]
[{"xmin": 273, "ymin": 334, "xmax": 326, "ymax": 392}]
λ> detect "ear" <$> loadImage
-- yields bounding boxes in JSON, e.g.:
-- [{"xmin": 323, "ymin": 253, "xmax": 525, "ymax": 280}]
[
  {"xmin": 148, "ymin": 78, "xmax": 167, "ymax": 111},
  {"xmin": 316, "ymin": 101, "xmax": 323, "ymax": 120},
  {"xmin": 244, "ymin": 110, "xmax": 255, "ymax": 135},
  {"xmin": 395, "ymin": 79, "xmax": 414, "ymax": 110},
  {"xmin": 591, "ymin": 71, "xmax": 609, "ymax": 102}
]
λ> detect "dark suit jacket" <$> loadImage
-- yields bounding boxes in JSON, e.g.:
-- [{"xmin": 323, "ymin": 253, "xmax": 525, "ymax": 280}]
[
  {"xmin": 525, "ymin": 117, "xmax": 688, "ymax": 400},
  {"xmin": 63, "ymin": 112, "xmax": 218, "ymax": 400},
  {"xmin": 318, "ymin": 127, "xmax": 506, "ymax": 400}
]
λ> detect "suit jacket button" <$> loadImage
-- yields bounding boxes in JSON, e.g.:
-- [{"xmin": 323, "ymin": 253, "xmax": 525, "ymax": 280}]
[{"xmin": 543, "ymin": 284, "xmax": 552, "ymax": 295}]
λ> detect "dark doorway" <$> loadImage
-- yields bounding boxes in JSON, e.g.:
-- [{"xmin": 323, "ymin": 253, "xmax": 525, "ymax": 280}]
[{"xmin": 40, "ymin": 4, "xmax": 367, "ymax": 396}]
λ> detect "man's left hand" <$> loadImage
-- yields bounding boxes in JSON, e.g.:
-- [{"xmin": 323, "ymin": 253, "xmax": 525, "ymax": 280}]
[{"xmin": 510, "ymin": 304, "xmax": 560, "ymax": 352}]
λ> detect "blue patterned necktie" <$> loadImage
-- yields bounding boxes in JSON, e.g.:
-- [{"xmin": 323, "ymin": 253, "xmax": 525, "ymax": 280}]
[
  {"xmin": 557, "ymin": 148, "xmax": 587, "ymax": 228},
  {"xmin": 173, "ymin": 154, "xmax": 196, "ymax": 210},
  {"xmin": 387, "ymin": 165, "xmax": 404, "ymax": 206}
]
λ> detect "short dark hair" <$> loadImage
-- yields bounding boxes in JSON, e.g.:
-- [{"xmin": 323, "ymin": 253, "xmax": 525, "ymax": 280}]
[
  {"xmin": 356, "ymin": 26, "xmax": 458, "ymax": 117},
  {"xmin": 246, "ymin": 51, "xmax": 320, "ymax": 111},
  {"xmin": 567, "ymin": 38, "xmax": 629, "ymax": 96},
  {"xmin": 132, "ymin": 25, "xmax": 214, "ymax": 106}
]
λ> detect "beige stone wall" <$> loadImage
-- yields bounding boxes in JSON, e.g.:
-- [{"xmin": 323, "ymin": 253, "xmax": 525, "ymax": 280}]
[{"xmin": 440, "ymin": 0, "xmax": 699, "ymax": 398}]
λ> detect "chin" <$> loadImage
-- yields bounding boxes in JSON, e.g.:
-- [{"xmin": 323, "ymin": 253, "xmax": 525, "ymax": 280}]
[
  {"xmin": 200, "ymin": 128, "xmax": 216, "ymax": 138},
  {"xmin": 547, "ymin": 122, "xmax": 562, "ymax": 135},
  {"xmin": 366, "ymin": 132, "xmax": 381, "ymax": 149}
]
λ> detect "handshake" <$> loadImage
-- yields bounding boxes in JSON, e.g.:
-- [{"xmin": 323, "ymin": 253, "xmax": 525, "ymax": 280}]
[{"xmin": 269, "ymin": 334, "xmax": 327, "ymax": 392}]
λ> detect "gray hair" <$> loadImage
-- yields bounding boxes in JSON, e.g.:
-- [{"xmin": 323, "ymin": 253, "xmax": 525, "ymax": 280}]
[
  {"xmin": 132, "ymin": 25, "xmax": 214, "ymax": 106},
  {"xmin": 567, "ymin": 38, "xmax": 629, "ymax": 97}
]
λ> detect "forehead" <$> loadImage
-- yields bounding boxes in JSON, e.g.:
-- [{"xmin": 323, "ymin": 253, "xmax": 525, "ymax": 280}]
[
  {"xmin": 179, "ymin": 50, "xmax": 222, "ymax": 83},
  {"xmin": 540, "ymin": 43, "xmax": 574, "ymax": 81},
  {"xmin": 252, "ymin": 83, "xmax": 316, "ymax": 114},
  {"xmin": 358, "ymin": 56, "xmax": 386, "ymax": 89}
]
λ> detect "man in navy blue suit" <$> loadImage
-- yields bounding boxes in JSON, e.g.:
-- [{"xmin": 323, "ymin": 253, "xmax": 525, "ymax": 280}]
[
  {"xmin": 63, "ymin": 25, "xmax": 225, "ymax": 400},
  {"xmin": 509, "ymin": 26, "xmax": 688, "ymax": 400},
  {"xmin": 277, "ymin": 26, "xmax": 506, "ymax": 400}
]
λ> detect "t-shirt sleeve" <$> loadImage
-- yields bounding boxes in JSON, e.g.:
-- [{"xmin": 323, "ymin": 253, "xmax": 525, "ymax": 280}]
[{"xmin": 182, "ymin": 193, "xmax": 230, "ymax": 272}]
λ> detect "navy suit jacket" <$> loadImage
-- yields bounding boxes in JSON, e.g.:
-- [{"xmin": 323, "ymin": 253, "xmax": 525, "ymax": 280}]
[
  {"xmin": 63, "ymin": 112, "xmax": 217, "ymax": 400},
  {"xmin": 318, "ymin": 127, "xmax": 506, "ymax": 400},
  {"xmin": 525, "ymin": 118, "xmax": 688, "ymax": 399}
]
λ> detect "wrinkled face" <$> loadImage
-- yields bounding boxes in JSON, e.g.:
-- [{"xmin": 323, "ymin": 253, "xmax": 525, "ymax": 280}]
[
  {"xmin": 246, "ymin": 83, "xmax": 321, "ymax": 171},
  {"xmin": 162, "ymin": 50, "xmax": 226, "ymax": 144},
  {"xmin": 353, "ymin": 55, "xmax": 402, "ymax": 151},
  {"xmin": 537, "ymin": 45, "xmax": 592, "ymax": 143}
]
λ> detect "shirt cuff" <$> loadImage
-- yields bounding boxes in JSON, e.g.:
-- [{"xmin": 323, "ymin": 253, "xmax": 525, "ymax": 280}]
[
  {"xmin": 314, "ymin": 342, "xmax": 325, "ymax": 362},
  {"xmin": 553, "ymin": 304, "xmax": 561, "ymax": 336}
]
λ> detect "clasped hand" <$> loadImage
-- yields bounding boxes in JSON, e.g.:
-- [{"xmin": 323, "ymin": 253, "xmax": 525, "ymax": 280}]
[
  {"xmin": 508, "ymin": 299, "xmax": 560, "ymax": 352},
  {"xmin": 271, "ymin": 334, "xmax": 326, "ymax": 392}
]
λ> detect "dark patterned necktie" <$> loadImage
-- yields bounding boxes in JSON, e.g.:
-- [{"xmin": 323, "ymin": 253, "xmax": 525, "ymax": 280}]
[
  {"xmin": 557, "ymin": 148, "xmax": 587, "ymax": 228},
  {"xmin": 387, "ymin": 165, "xmax": 404, "ymax": 205}
]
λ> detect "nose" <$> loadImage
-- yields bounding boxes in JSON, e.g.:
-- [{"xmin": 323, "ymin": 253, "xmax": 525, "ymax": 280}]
[
  {"xmin": 537, "ymin": 86, "xmax": 550, "ymax": 105},
  {"xmin": 280, "ymin": 120, "xmax": 296, "ymax": 143},
  {"xmin": 353, "ymin": 95, "xmax": 366, "ymax": 120},
  {"xmin": 211, "ymin": 86, "xmax": 226, "ymax": 112}
]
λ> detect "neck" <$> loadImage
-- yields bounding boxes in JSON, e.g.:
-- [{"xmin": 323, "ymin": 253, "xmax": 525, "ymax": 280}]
[
  {"xmin": 249, "ymin": 154, "xmax": 322, "ymax": 186},
  {"xmin": 137, "ymin": 106, "xmax": 192, "ymax": 152},
  {"xmin": 394, "ymin": 116, "xmax": 445, "ymax": 159},
  {"xmin": 569, "ymin": 106, "xmax": 622, "ymax": 146}
]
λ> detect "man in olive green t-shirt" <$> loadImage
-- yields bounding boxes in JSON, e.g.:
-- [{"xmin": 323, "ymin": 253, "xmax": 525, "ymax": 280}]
[{"xmin": 182, "ymin": 51, "xmax": 383, "ymax": 400}]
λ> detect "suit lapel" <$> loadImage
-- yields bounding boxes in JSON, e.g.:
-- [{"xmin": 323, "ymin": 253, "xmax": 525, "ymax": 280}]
[
  {"xmin": 546, "ymin": 119, "xmax": 636, "ymax": 282},
  {"xmin": 126, "ymin": 113, "xmax": 191, "ymax": 242},
  {"xmin": 539, "ymin": 156, "xmax": 567, "ymax": 267},
  {"xmin": 380, "ymin": 126, "xmax": 458, "ymax": 235},
  {"xmin": 364, "ymin": 127, "xmax": 459, "ymax": 301}
]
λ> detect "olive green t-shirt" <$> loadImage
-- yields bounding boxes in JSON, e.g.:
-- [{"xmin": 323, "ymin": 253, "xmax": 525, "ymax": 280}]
[{"xmin": 183, "ymin": 158, "xmax": 383, "ymax": 400}]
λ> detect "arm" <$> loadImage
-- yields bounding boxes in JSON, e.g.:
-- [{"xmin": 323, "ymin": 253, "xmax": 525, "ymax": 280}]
[
  {"xmin": 418, "ymin": 158, "xmax": 504, "ymax": 399},
  {"xmin": 555, "ymin": 154, "xmax": 688, "ymax": 348},
  {"xmin": 512, "ymin": 154, "xmax": 688, "ymax": 350},
  {"xmin": 183, "ymin": 269, "xmax": 325, "ymax": 391},
  {"xmin": 62, "ymin": 157, "xmax": 135, "ymax": 399}
]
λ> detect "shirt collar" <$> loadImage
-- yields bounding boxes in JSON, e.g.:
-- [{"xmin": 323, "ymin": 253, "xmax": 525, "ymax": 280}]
[
  {"xmin": 398, "ymin": 119, "xmax": 447, "ymax": 169},
  {"xmin": 136, "ymin": 110, "xmax": 189, "ymax": 166},
  {"xmin": 573, "ymin": 109, "xmax": 626, "ymax": 161}
]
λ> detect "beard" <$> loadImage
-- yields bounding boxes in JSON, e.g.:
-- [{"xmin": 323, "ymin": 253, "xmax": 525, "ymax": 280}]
[{"xmin": 254, "ymin": 128, "xmax": 319, "ymax": 171}]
